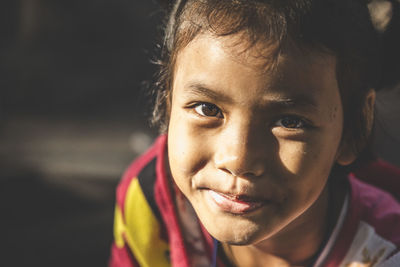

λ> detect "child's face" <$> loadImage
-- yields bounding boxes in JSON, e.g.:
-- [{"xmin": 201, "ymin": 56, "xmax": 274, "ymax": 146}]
[{"xmin": 167, "ymin": 33, "xmax": 347, "ymax": 245}]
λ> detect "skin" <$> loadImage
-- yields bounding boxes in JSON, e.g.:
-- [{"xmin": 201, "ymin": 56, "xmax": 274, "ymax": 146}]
[{"xmin": 167, "ymin": 33, "xmax": 356, "ymax": 266}]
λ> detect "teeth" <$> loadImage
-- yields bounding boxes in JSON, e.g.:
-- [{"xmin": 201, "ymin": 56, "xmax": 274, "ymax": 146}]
[
  {"xmin": 207, "ymin": 190, "xmax": 264, "ymax": 214},
  {"xmin": 224, "ymin": 193, "xmax": 254, "ymax": 202},
  {"xmin": 209, "ymin": 190, "xmax": 229, "ymax": 203},
  {"xmin": 221, "ymin": 193, "xmax": 237, "ymax": 200},
  {"xmin": 215, "ymin": 191, "xmax": 258, "ymax": 203}
]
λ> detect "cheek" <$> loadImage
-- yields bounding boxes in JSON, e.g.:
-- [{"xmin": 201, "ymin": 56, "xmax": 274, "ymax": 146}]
[
  {"xmin": 276, "ymin": 131, "xmax": 342, "ymax": 185},
  {"xmin": 277, "ymin": 140, "xmax": 307, "ymax": 175},
  {"xmin": 275, "ymin": 138, "xmax": 335, "ymax": 217},
  {"xmin": 278, "ymin": 140, "xmax": 331, "ymax": 175},
  {"xmin": 167, "ymin": 107, "xmax": 209, "ymax": 191}
]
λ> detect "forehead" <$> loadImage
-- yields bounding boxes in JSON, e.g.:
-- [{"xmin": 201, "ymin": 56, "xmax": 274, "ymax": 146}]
[{"xmin": 173, "ymin": 33, "xmax": 340, "ymax": 106}]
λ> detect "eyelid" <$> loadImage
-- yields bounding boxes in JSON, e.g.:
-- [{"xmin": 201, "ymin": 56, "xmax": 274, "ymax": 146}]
[
  {"xmin": 273, "ymin": 115, "xmax": 312, "ymax": 130},
  {"xmin": 188, "ymin": 102, "xmax": 224, "ymax": 118}
]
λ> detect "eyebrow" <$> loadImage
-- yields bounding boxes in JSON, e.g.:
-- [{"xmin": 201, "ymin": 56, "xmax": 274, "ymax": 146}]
[
  {"xmin": 184, "ymin": 82, "xmax": 233, "ymax": 103},
  {"xmin": 184, "ymin": 82, "xmax": 319, "ymax": 112},
  {"xmin": 262, "ymin": 94, "xmax": 319, "ymax": 112}
]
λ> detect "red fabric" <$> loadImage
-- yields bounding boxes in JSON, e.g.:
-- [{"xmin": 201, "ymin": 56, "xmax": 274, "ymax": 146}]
[
  {"xmin": 110, "ymin": 135, "xmax": 216, "ymax": 267},
  {"xmin": 109, "ymin": 243, "xmax": 138, "ymax": 267},
  {"xmin": 116, "ymin": 136, "xmax": 161, "ymax": 219},
  {"xmin": 199, "ymin": 222, "xmax": 214, "ymax": 262},
  {"xmin": 322, "ymin": 175, "xmax": 400, "ymax": 266},
  {"xmin": 350, "ymin": 175, "xmax": 400, "ymax": 246},
  {"xmin": 154, "ymin": 135, "xmax": 191, "ymax": 267},
  {"xmin": 353, "ymin": 160, "xmax": 400, "ymax": 200}
]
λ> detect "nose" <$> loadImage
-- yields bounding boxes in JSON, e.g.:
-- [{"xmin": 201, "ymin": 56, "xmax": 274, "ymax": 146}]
[{"xmin": 213, "ymin": 119, "xmax": 268, "ymax": 178}]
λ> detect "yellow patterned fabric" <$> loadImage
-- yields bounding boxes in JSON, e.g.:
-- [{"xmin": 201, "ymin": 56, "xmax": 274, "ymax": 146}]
[{"xmin": 113, "ymin": 178, "xmax": 170, "ymax": 267}]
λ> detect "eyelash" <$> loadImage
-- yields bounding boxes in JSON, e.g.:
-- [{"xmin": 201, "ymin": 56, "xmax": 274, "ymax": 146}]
[
  {"xmin": 192, "ymin": 102, "xmax": 223, "ymax": 118},
  {"xmin": 274, "ymin": 115, "xmax": 309, "ymax": 129},
  {"xmin": 189, "ymin": 102, "xmax": 310, "ymax": 130}
]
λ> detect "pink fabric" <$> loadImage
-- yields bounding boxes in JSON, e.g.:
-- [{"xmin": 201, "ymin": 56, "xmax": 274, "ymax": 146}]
[
  {"xmin": 110, "ymin": 135, "xmax": 217, "ymax": 267},
  {"xmin": 116, "ymin": 136, "xmax": 161, "ymax": 219},
  {"xmin": 109, "ymin": 243, "xmax": 137, "ymax": 267},
  {"xmin": 349, "ymin": 175, "xmax": 400, "ymax": 247},
  {"xmin": 154, "ymin": 135, "xmax": 191, "ymax": 267},
  {"xmin": 322, "ymin": 174, "xmax": 400, "ymax": 266},
  {"xmin": 354, "ymin": 159, "xmax": 400, "ymax": 200}
]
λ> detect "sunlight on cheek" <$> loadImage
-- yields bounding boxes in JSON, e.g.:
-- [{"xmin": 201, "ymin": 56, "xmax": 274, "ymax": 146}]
[{"xmin": 277, "ymin": 140, "xmax": 308, "ymax": 175}]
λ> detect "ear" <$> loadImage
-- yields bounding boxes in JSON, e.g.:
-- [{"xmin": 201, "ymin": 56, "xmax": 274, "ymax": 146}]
[
  {"xmin": 336, "ymin": 140, "xmax": 357, "ymax": 166},
  {"xmin": 336, "ymin": 89, "xmax": 376, "ymax": 166}
]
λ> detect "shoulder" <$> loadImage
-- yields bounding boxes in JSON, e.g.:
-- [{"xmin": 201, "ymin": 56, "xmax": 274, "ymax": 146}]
[
  {"xmin": 111, "ymin": 134, "xmax": 171, "ymax": 267},
  {"xmin": 332, "ymin": 175, "xmax": 400, "ymax": 267},
  {"xmin": 353, "ymin": 159, "xmax": 400, "ymax": 200},
  {"xmin": 348, "ymin": 175, "xmax": 400, "ymax": 246},
  {"xmin": 116, "ymin": 135, "xmax": 167, "ymax": 218},
  {"xmin": 349, "ymin": 160, "xmax": 400, "ymax": 246},
  {"xmin": 322, "ymin": 165, "xmax": 400, "ymax": 267}
]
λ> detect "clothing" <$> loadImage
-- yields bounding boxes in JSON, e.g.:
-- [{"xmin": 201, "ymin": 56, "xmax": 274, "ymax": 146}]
[{"xmin": 110, "ymin": 135, "xmax": 400, "ymax": 267}]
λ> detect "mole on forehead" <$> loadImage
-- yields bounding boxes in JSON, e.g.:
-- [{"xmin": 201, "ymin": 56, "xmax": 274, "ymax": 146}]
[{"xmin": 329, "ymin": 106, "xmax": 339, "ymax": 121}]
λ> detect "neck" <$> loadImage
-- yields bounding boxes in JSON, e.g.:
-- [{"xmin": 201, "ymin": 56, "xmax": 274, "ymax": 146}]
[{"xmin": 223, "ymin": 178, "xmax": 347, "ymax": 266}]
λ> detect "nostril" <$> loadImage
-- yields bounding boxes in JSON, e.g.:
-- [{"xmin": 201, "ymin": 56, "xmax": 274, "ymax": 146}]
[
  {"xmin": 214, "ymin": 134, "xmax": 266, "ymax": 178},
  {"xmin": 217, "ymin": 164, "xmax": 264, "ymax": 179},
  {"xmin": 219, "ymin": 166, "xmax": 234, "ymax": 176}
]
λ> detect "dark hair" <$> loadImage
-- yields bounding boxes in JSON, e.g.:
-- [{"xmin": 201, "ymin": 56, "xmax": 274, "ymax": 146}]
[{"xmin": 151, "ymin": 0, "xmax": 397, "ymax": 170}]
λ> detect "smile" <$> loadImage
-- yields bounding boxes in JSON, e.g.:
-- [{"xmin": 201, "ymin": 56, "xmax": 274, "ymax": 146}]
[{"xmin": 206, "ymin": 189, "xmax": 267, "ymax": 214}]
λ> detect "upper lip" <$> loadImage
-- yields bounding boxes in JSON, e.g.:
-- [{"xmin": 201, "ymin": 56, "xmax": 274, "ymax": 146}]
[
  {"xmin": 208, "ymin": 189, "xmax": 271, "ymax": 203},
  {"xmin": 196, "ymin": 174, "xmax": 280, "ymax": 202}
]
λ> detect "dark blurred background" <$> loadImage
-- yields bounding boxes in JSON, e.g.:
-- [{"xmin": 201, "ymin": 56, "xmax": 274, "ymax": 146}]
[
  {"xmin": 0, "ymin": 0, "xmax": 399, "ymax": 266},
  {"xmin": 1, "ymin": 0, "xmax": 163, "ymax": 266}
]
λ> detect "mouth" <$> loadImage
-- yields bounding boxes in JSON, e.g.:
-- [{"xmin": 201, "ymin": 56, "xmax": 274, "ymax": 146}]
[{"xmin": 205, "ymin": 189, "xmax": 268, "ymax": 214}]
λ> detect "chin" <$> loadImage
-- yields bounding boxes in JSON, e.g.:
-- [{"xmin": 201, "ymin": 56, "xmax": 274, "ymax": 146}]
[
  {"xmin": 204, "ymin": 217, "xmax": 268, "ymax": 245},
  {"xmin": 216, "ymin": 231, "xmax": 267, "ymax": 246},
  {"xmin": 225, "ymin": 239, "xmax": 255, "ymax": 246}
]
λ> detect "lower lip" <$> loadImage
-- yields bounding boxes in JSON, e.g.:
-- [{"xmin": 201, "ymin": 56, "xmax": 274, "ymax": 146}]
[{"xmin": 206, "ymin": 190, "xmax": 266, "ymax": 214}]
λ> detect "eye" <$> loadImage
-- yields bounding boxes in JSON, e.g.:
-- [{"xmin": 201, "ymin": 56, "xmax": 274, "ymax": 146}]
[
  {"xmin": 275, "ymin": 116, "xmax": 306, "ymax": 129},
  {"xmin": 193, "ymin": 103, "xmax": 223, "ymax": 117}
]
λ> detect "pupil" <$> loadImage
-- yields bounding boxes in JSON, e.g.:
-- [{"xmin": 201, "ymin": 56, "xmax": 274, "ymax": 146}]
[
  {"xmin": 282, "ymin": 117, "xmax": 300, "ymax": 128},
  {"xmin": 202, "ymin": 104, "xmax": 218, "ymax": 116}
]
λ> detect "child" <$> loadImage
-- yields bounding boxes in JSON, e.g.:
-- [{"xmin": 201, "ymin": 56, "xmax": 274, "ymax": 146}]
[{"xmin": 110, "ymin": 0, "xmax": 400, "ymax": 266}]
